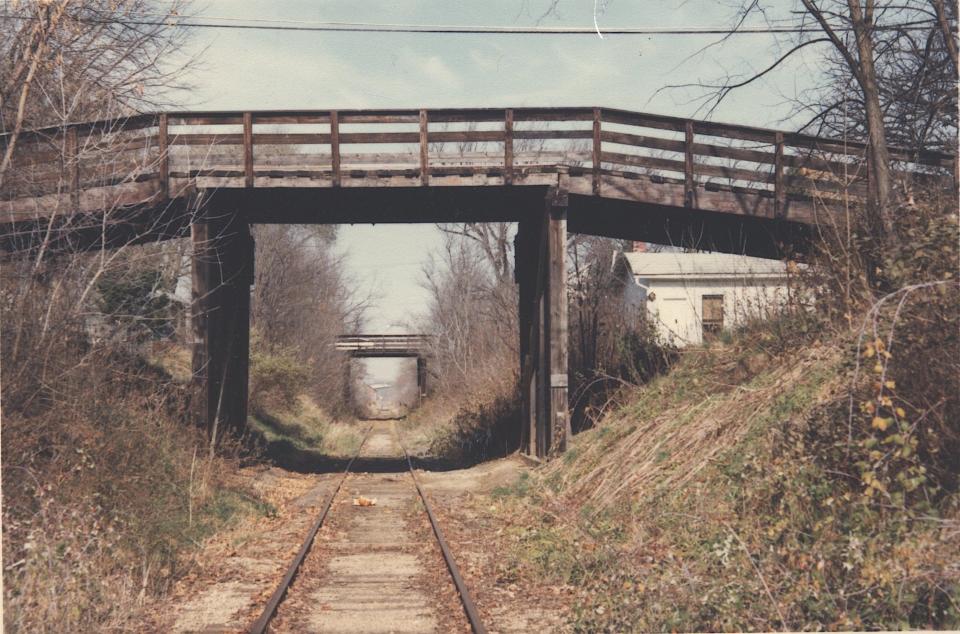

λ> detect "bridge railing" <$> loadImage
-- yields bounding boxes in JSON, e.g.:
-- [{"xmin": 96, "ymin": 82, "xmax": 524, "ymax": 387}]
[{"xmin": 2, "ymin": 108, "xmax": 953, "ymax": 220}]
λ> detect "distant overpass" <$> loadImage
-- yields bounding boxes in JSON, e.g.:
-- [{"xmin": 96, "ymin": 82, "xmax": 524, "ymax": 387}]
[
  {"xmin": 335, "ymin": 334, "xmax": 432, "ymax": 358},
  {"xmin": 336, "ymin": 334, "xmax": 432, "ymax": 402}
]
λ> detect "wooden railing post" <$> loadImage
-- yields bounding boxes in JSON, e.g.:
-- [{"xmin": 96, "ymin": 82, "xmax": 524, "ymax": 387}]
[
  {"xmin": 330, "ymin": 110, "xmax": 341, "ymax": 187},
  {"xmin": 67, "ymin": 126, "xmax": 79, "ymax": 208},
  {"xmin": 243, "ymin": 112, "xmax": 253, "ymax": 188},
  {"xmin": 774, "ymin": 132, "xmax": 785, "ymax": 218},
  {"xmin": 158, "ymin": 113, "xmax": 169, "ymax": 200},
  {"xmin": 504, "ymin": 108, "xmax": 514, "ymax": 185},
  {"xmin": 592, "ymin": 107, "xmax": 602, "ymax": 195},
  {"xmin": 684, "ymin": 120, "xmax": 695, "ymax": 208},
  {"xmin": 419, "ymin": 109, "xmax": 429, "ymax": 186}
]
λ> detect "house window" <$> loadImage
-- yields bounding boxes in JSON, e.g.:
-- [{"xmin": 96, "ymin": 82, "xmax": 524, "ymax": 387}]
[{"xmin": 702, "ymin": 295, "xmax": 724, "ymax": 338}]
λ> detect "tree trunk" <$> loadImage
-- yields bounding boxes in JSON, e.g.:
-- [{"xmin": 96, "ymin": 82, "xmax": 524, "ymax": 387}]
[{"xmin": 847, "ymin": 0, "xmax": 895, "ymax": 241}]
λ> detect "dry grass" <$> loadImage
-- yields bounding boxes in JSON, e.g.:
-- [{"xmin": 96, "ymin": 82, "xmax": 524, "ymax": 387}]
[
  {"xmin": 547, "ymin": 342, "xmax": 842, "ymax": 513},
  {"xmin": 1, "ymin": 351, "xmax": 267, "ymax": 633},
  {"xmin": 494, "ymin": 324, "xmax": 959, "ymax": 631}
]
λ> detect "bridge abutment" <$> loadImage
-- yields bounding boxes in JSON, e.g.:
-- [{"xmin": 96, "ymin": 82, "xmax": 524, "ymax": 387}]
[{"xmin": 191, "ymin": 202, "xmax": 253, "ymax": 443}]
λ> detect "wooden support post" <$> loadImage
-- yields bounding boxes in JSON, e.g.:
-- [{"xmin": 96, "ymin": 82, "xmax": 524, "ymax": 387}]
[
  {"xmin": 592, "ymin": 107, "xmax": 602, "ymax": 195},
  {"xmin": 684, "ymin": 120, "xmax": 696, "ymax": 208},
  {"xmin": 545, "ymin": 187, "xmax": 569, "ymax": 455},
  {"xmin": 417, "ymin": 356, "xmax": 427, "ymax": 400},
  {"xmin": 158, "ymin": 113, "xmax": 169, "ymax": 200},
  {"xmin": 67, "ymin": 126, "xmax": 79, "ymax": 208},
  {"xmin": 191, "ymin": 201, "xmax": 253, "ymax": 442},
  {"xmin": 243, "ymin": 112, "xmax": 254, "ymax": 188},
  {"xmin": 774, "ymin": 132, "xmax": 785, "ymax": 219},
  {"xmin": 536, "ymin": 291, "xmax": 547, "ymax": 457},
  {"xmin": 330, "ymin": 110, "xmax": 341, "ymax": 187},
  {"xmin": 504, "ymin": 108, "xmax": 514, "ymax": 185},
  {"xmin": 516, "ymin": 215, "xmax": 537, "ymax": 454},
  {"xmin": 419, "ymin": 109, "xmax": 429, "ymax": 186}
]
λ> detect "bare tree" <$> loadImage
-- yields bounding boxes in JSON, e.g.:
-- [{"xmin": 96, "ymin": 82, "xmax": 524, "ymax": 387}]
[
  {"xmin": 652, "ymin": 0, "xmax": 956, "ymax": 283},
  {"xmin": 420, "ymin": 228, "xmax": 518, "ymax": 396},
  {"xmin": 251, "ymin": 224, "xmax": 367, "ymax": 413}
]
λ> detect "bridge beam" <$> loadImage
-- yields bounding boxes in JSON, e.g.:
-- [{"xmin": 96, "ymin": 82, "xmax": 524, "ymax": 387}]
[{"xmin": 191, "ymin": 203, "xmax": 253, "ymax": 442}]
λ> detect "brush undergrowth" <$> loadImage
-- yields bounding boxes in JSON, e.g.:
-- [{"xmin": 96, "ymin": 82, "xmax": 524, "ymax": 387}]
[
  {"xmin": 1, "ymin": 350, "xmax": 269, "ymax": 633},
  {"xmin": 400, "ymin": 372, "xmax": 521, "ymax": 465},
  {"xmin": 497, "ymin": 334, "xmax": 958, "ymax": 631}
]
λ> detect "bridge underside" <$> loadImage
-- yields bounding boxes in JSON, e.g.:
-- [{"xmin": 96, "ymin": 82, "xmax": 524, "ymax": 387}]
[
  {"xmin": 2, "ymin": 183, "xmax": 814, "ymax": 458},
  {"xmin": 180, "ymin": 184, "xmax": 811, "ymax": 458}
]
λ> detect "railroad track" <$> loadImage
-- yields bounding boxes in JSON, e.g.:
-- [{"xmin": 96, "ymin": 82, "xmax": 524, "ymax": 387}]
[{"xmin": 249, "ymin": 422, "xmax": 486, "ymax": 634}]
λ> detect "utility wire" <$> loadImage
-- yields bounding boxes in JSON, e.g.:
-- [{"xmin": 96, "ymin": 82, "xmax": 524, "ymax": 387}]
[{"xmin": 0, "ymin": 12, "xmax": 937, "ymax": 35}]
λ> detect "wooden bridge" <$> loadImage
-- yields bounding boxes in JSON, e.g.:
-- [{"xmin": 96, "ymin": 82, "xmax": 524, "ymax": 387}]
[
  {"xmin": 2, "ymin": 107, "xmax": 953, "ymax": 457},
  {"xmin": 335, "ymin": 334, "xmax": 432, "ymax": 357},
  {"xmin": 336, "ymin": 334, "xmax": 432, "ymax": 401}
]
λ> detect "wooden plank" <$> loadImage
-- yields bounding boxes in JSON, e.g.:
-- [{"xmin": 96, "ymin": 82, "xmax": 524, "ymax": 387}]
[
  {"xmin": 600, "ymin": 108, "xmax": 686, "ymax": 132},
  {"xmin": 67, "ymin": 127, "xmax": 79, "ymax": 208},
  {"xmin": 338, "ymin": 113, "xmax": 420, "ymax": 124},
  {"xmin": 159, "ymin": 113, "xmax": 169, "ymax": 199},
  {"xmin": 781, "ymin": 151, "xmax": 864, "ymax": 176},
  {"xmin": 330, "ymin": 110, "xmax": 341, "ymax": 187},
  {"xmin": 775, "ymin": 132, "xmax": 785, "ymax": 219},
  {"xmin": 504, "ymin": 109, "xmax": 514, "ymax": 185},
  {"xmin": 601, "ymin": 129, "xmax": 686, "ymax": 154},
  {"xmin": 430, "ymin": 108, "xmax": 516, "ymax": 122},
  {"xmin": 420, "ymin": 109, "xmax": 429, "ymax": 186},
  {"xmin": 170, "ymin": 134, "xmax": 245, "ymax": 146},
  {"xmin": 684, "ymin": 121, "xmax": 695, "ymax": 207},
  {"xmin": 253, "ymin": 133, "xmax": 332, "ymax": 144},
  {"xmin": 340, "ymin": 132, "xmax": 421, "ymax": 144},
  {"xmin": 513, "ymin": 107, "xmax": 594, "ymax": 121},
  {"xmin": 592, "ymin": 107, "xmax": 602, "ymax": 195},
  {"xmin": 600, "ymin": 151, "xmax": 773, "ymax": 185},
  {"xmin": 427, "ymin": 130, "xmax": 506, "ymax": 143},
  {"xmin": 512, "ymin": 130, "xmax": 592, "ymax": 140},
  {"xmin": 243, "ymin": 112, "xmax": 254, "ymax": 188},
  {"xmin": 171, "ymin": 114, "xmax": 245, "ymax": 125},
  {"xmin": 251, "ymin": 112, "xmax": 330, "ymax": 124}
]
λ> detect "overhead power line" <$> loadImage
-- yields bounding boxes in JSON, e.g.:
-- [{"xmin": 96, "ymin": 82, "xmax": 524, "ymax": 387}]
[{"xmin": 0, "ymin": 12, "xmax": 936, "ymax": 36}]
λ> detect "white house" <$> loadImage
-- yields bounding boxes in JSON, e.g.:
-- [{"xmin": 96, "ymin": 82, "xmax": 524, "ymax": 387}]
[{"xmin": 616, "ymin": 249, "xmax": 797, "ymax": 347}]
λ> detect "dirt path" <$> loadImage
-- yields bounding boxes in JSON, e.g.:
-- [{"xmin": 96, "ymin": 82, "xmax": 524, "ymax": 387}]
[{"xmin": 270, "ymin": 421, "xmax": 469, "ymax": 633}]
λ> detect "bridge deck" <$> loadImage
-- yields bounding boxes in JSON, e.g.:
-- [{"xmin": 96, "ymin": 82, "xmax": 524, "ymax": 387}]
[{"xmin": 3, "ymin": 107, "xmax": 952, "ymax": 231}]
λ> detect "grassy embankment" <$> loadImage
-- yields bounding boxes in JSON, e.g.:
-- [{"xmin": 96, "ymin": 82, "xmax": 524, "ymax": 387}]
[
  {"xmin": 399, "ymin": 374, "xmax": 521, "ymax": 467},
  {"xmin": 3, "ymin": 342, "xmax": 272, "ymax": 633},
  {"xmin": 152, "ymin": 339, "xmax": 364, "ymax": 467},
  {"xmin": 489, "ymin": 319, "xmax": 959, "ymax": 631}
]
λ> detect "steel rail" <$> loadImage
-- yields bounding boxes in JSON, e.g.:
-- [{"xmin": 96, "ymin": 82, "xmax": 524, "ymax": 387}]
[
  {"xmin": 248, "ymin": 425, "xmax": 373, "ymax": 634},
  {"xmin": 397, "ymin": 432, "xmax": 489, "ymax": 634}
]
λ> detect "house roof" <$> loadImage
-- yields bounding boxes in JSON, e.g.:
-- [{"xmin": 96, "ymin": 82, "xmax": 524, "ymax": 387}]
[{"xmin": 621, "ymin": 251, "xmax": 791, "ymax": 280}]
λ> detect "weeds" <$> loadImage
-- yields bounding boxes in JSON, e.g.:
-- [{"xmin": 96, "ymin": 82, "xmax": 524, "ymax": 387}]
[{"xmin": 1, "ymin": 350, "xmax": 266, "ymax": 633}]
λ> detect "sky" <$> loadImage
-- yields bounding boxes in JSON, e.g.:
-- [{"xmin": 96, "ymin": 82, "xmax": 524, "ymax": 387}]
[{"xmin": 170, "ymin": 0, "xmax": 824, "ymax": 334}]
